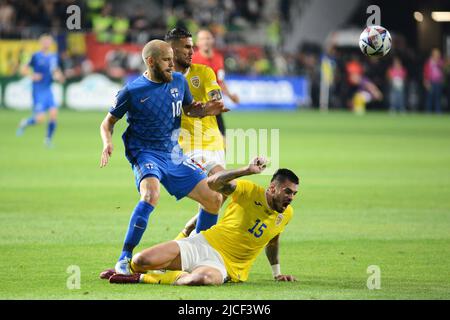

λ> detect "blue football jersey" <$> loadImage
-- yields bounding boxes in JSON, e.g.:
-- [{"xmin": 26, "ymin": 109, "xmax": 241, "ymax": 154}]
[
  {"xmin": 109, "ymin": 72, "xmax": 193, "ymax": 153},
  {"xmin": 29, "ymin": 52, "xmax": 58, "ymax": 91}
]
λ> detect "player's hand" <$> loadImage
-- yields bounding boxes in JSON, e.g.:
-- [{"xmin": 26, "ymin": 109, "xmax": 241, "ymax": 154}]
[
  {"xmin": 229, "ymin": 93, "xmax": 240, "ymax": 104},
  {"xmin": 204, "ymin": 100, "xmax": 230, "ymax": 116},
  {"xmin": 32, "ymin": 73, "xmax": 43, "ymax": 82},
  {"xmin": 100, "ymin": 143, "xmax": 113, "ymax": 168},
  {"xmin": 54, "ymin": 71, "xmax": 65, "ymax": 84},
  {"xmin": 247, "ymin": 156, "xmax": 268, "ymax": 174},
  {"xmin": 274, "ymin": 274, "xmax": 297, "ymax": 282}
]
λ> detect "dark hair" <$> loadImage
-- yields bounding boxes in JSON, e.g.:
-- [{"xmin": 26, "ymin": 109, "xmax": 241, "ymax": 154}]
[
  {"xmin": 271, "ymin": 169, "xmax": 299, "ymax": 185},
  {"xmin": 164, "ymin": 28, "xmax": 192, "ymax": 42}
]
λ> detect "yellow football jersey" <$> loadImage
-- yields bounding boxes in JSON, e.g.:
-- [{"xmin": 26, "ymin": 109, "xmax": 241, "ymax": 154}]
[
  {"xmin": 202, "ymin": 180, "xmax": 294, "ymax": 282},
  {"xmin": 179, "ymin": 63, "xmax": 224, "ymax": 152}
]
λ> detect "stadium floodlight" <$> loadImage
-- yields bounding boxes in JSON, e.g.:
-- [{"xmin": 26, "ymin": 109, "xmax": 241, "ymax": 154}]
[
  {"xmin": 414, "ymin": 12, "xmax": 423, "ymax": 22},
  {"xmin": 431, "ymin": 11, "xmax": 450, "ymax": 22}
]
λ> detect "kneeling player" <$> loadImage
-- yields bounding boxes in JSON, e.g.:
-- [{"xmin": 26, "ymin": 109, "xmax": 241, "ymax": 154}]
[{"xmin": 104, "ymin": 157, "xmax": 299, "ymax": 285}]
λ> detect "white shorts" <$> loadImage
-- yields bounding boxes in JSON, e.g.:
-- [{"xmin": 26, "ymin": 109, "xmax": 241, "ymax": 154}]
[
  {"xmin": 185, "ymin": 149, "xmax": 226, "ymax": 175},
  {"xmin": 175, "ymin": 233, "xmax": 228, "ymax": 282}
]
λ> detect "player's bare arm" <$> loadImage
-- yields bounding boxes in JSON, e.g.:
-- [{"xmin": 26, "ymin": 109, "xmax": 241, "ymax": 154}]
[
  {"xmin": 221, "ymin": 81, "xmax": 240, "ymax": 104},
  {"xmin": 53, "ymin": 68, "xmax": 65, "ymax": 83},
  {"xmin": 183, "ymin": 100, "xmax": 229, "ymax": 118},
  {"xmin": 207, "ymin": 156, "xmax": 268, "ymax": 196},
  {"xmin": 20, "ymin": 64, "xmax": 42, "ymax": 82},
  {"xmin": 265, "ymin": 234, "xmax": 297, "ymax": 282},
  {"xmin": 100, "ymin": 113, "xmax": 120, "ymax": 168}
]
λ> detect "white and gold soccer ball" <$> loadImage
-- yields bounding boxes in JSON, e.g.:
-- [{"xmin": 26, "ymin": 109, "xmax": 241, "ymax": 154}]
[{"xmin": 359, "ymin": 25, "xmax": 392, "ymax": 57}]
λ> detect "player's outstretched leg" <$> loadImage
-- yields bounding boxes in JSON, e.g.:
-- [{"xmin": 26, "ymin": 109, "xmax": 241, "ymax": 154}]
[
  {"xmin": 173, "ymin": 266, "xmax": 223, "ymax": 286},
  {"xmin": 115, "ymin": 177, "xmax": 159, "ymax": 275},
  {"xmin": 175, "ymin": 164, "xmax": 226, "ymax": 239},
  {"xmin": 110, "ymin": 240, "xmax": 186, "ymax": 284},
  {"xmin": 187, "ymin": 179, "xmax": 222, "ymax": 234},
  {"xmin": 16, "ymin": 113, "xmax": 45, "ymax": 136},
  {"xmin": 110, "ymin": 241, "xmax": 223, "ymax": 286}
]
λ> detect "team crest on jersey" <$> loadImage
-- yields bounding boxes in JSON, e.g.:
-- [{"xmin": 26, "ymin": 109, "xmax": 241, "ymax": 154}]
[
  {"xmin": 190, "ymin": 76, "xmax": 200, "ymax": 88},
  {"xmin": 170, "ymin": 88, "xmax": 179, "ymax": 98},
  {"xmin": 275, "ymin": 213, "xmax": 284, "ymax": 226}
]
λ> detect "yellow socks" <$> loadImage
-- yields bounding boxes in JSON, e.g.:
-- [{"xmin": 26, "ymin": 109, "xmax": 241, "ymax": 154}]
[
  {"xmin": 130, "ymin": 260, "xmax": 146, "ymax": 273},
  {"xmin": 141, "ymin": 270, "xmax": 187, "ymax": 284}
]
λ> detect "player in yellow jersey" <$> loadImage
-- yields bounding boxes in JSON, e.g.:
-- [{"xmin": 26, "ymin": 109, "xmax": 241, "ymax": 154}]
[
  {"xmin": 165, "ymin": 28, "xmax": 227, "ymax": 237},
  {"xmin": 108, "ymin": 156, "xmax": 298, "ymax": 285}
]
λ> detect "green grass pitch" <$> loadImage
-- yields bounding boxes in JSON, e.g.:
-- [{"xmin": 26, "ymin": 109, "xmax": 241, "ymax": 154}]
[{"xmin": 0, "ymin": 109, "xmax": 449, "ymax": 299}]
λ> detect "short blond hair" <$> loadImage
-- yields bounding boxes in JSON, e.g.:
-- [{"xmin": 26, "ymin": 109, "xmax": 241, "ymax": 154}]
[{"xmin": 141, "ymin": 39, "xmax": 171, "ymax": 66}]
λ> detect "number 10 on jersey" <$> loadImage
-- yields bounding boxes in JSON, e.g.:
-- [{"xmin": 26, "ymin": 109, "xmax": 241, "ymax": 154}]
[{"xmin": 172, "ymin": 101, "xmax": 182, "ymax": 118}]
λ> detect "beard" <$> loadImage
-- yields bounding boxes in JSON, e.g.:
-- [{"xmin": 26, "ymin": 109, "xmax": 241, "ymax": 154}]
[
  {"xmin": 176, "ymin": 56, "xmax": 191, "ymax": 69},
  {"xmin": 153, "ymin": 63, "xmax": 173, "ymax": 83}
]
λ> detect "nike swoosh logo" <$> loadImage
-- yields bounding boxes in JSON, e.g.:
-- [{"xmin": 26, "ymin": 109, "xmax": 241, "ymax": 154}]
[{"xmin": 140, "ymin": 97, "xmax": 150, "ymax": 103}]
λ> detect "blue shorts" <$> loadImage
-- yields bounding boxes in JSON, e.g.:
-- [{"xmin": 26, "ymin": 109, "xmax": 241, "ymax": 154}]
[
  {"xmin": 33, "ymin": 89, "xmax": 56, "ymax": 114},
  {"xmin": 127, "ymin": 149, "xmax": 207, "ymax": 200}
]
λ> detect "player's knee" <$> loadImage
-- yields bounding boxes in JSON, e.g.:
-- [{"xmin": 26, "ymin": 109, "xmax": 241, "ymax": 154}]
[
  {"xmin": 184, "ymin": 273, "xmax": 216, "ymax": 286},
  {"xmin": 140, "ymin": 188, "xmax": 159, "ymax": 206},
  {"xmin": 132, "ymin": 252, "xmax": 152, "ymax": 269},
  {"xmin": 204, "ymin": 192, "xmax": 222, "ymax": 213},
  {"xmin": 35, "ymin": 114, "xmax": 46, "ymax": 123}
]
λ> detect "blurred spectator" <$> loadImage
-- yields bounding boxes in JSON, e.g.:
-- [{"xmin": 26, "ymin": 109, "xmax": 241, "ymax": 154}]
[
  {"xmin": 105, "ymin": 49, "xmax": 128, "ymax": 79},
  {"xmin": 345, "ymin": 55, "xmax": 382, "ymax": 114},
  {"xmin": 266, "ymin": 14, "xmax": 281, "ymax": 49},
  {"xmin": 60, "ymin": 51, "xmax": 93, "ymax": 79},
  {"xmin": 352, "ymin": 77, "xmax": 383, "ymax": 115},
  {"xmin": 423, "ymin": 48, "xmax": 445, "ymax": 113},
  {"xmin": 92, "ymin": 3, "xmax": 114, "ymax": 43},
  {"xmin": 111, "ymin": 13, "xmax": 130, "ymax": 45},
  {"xmin": 193, "ymin": 29, "xmax": 240, "ymax": 104},
  {"xmin": 387, "ymin": 57, "xmax": 407, "ymax": 113},
  {"xmin": 345, "ymin": 55, "xmax": 364, "ymax": 109},
  {"xmin": 251, "ymin": 50, "xmax": 273, "ymax": 75},
  {"xmin": 0, "ymin": 0, "xmax": 16, "ymax": 38}
]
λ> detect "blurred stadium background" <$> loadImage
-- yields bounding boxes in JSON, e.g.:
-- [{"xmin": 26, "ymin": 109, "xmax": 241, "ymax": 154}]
[
  {"xmin": 0, "ymin": 0, "xmax": 449, "ymax": 113},
  {"xmin": 1, "ymin": 0, "xmax": 450, "ymax": 300}
]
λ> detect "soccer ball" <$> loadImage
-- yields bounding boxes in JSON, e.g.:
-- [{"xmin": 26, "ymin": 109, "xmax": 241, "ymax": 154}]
[{"xmin": 359, "ymin": 25, "xmax": 392, "ymax": 57}]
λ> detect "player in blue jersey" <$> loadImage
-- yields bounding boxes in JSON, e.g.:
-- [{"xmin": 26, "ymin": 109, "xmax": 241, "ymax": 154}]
[
  {"xmin": 16, "ymin": 34, "xmax": 65, "ymax": 147},
  {"xmin": 99, "ymin": 40, "xmax": 229, "ymax": 275}
]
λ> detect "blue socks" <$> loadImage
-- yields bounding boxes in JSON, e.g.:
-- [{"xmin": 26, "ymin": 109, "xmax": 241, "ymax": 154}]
[
  {"xmin": 195, "ymin": 208, "xmax": 218, "ymax": 233},
  {"xmin": 46, "ymin": 121, "xmax": 56, "ymax": 140},
  {"xmin": 25, "ymin": 117, "xmax": 36, "ymax": 127},
  {"xmin": 119, "ymin": 201, "xmax": 154, "ymax": 261}
]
